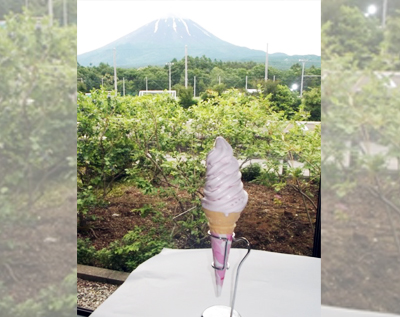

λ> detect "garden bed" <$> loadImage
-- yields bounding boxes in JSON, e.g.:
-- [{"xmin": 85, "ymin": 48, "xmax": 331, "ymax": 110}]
[
  {"xmin": 78, "ymin": 180, "xmax": 319, "ymax": 268},
  {"xmin": 322, "ymin": 186, "xmax": 400, "ymax": 314}
]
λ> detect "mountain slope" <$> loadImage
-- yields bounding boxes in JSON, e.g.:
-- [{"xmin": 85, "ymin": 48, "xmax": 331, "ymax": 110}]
[{"xmin": 78, "ymin": 17, "xmax": 320, "ymax": 68}]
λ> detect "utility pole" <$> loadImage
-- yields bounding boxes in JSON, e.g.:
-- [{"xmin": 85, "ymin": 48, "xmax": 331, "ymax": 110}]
[
  {"xmin": 273, "ymin": 75, "xmax": 275, "ymax": 82},
  {"xmin": 245, "ymin": 76, "xmax": 248, "ymax": 90},
  {"xmin": 101, "ymin": 77, "xmax": 104, "ymax": 86},
  {"xmin": 299, "ymin": 59, "xmax": 307, "ymax": 97},
  {"xmin": 219, "ymin": 76, "xmax": 221, "ymax": 84},
  {"xmin": 123, "ymin": 77, "xmax": 125, "ymax": 96},
  {"xmin": 63, "ymin": 0, "xmax": 67, "ymax": 26},
  {"xmin": 48, "ymin": 0, "xmax": 53, "ymax": 26},
  {"xmin": 146, "ymin": 76, "xmax": 148, "ymax": 91},
  {"xmin": 194, "ymin": 76, "xmax": 196, "ymax": 97},
  {"xmin": 185, "ymin": 45, "xmax": 188, "ymax": 88},
  {"xmin": 166, "ymin": 62, "xmax": 174, "ymax": 91},
  {"xmin": 265, "ymin": 43, "xmax": 268, "ymax": 81},
  {"xmin": 113, "ymin": 48, "xmax": 117, "ymax": 96},
  {"xmin": 382, "ymin": 0, "xmax": 387, "ymax": 28}
]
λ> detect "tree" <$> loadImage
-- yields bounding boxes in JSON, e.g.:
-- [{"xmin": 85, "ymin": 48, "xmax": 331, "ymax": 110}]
[
  {"xmin": 210, "ymin": 67, "xmax": 225, "ymax": 86},
  {"xmin": 268, "ymin": 84, "xmax": 300, "ymax": 118},
  {"xmin": 301, "ymin": 87, "xmax": 321, "ymax": 121},
  {"xmin": 382, "ymin": 12, "xmax": 400, "ymax": 57},
  {"xmin": 322, "ymin": 5, "xmax": 383, "ymax": 67},
  {"xmin": 178, "ymin": 86, "xmax": 197, "ymax": 109}
]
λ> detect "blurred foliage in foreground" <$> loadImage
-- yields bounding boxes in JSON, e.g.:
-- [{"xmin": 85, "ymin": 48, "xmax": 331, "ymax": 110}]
[{"xmin": 0, "ymin": 8, "xmax": 77, "ymax": 315}]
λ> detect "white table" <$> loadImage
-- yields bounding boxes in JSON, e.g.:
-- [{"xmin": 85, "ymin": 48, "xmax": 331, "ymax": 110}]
[{"xmin": 91, "ymin": 248, "xmax": 320, "ymax": 317}]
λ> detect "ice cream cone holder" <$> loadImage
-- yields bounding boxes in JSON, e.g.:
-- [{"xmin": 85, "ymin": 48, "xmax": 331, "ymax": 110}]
[{"xmin": 202, "ymin": 231, "xmax": 251, "ymax": 317}]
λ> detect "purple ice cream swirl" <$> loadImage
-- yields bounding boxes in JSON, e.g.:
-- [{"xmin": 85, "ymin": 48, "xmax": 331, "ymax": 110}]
[{"xmin": 201, "ymin": 137, "xmax": 248, "ymax": 215}]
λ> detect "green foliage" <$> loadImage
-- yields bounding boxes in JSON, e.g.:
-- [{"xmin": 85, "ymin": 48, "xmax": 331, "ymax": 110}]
[
  {"xmin": 78, "ymin": 57, "xmax": 320, "ymax": 109},
  {"xmin": 0, "ymin": 271, "xmax": 76, "ymax": 316},
  {"xmin": 322, "ymin": 68, "xmax": 400, "ymax": 197},
  {"xmin": 241, "ymin": 163, "xmax": 262, "ymax": 182},
  {"xmin": 322, "ymin": 2, "xmax": 400, "ymax": 70},
  {"xmin": 322, "ymin": 6, "xmax": 383, "ymax": 67},
  {"xmin": 178, "ymin": 86, "xmax": 197, "ymax": 108},
  {"xmin": 254, "ymin": 170, "xmax": 282, "ymax": 189},
  {"xmin": 267, "ymin": 84, "xmax": 301, "ymax": 118},
  {"xmin": 211, "ymin": 83, "xmax": 227, "ymax": 95},
  {"xmin": 96, "ymin": 227, "xmax": 174, "ymax": 272},
  {"xmin": 200, "ymin": 89, "xmax": 219, "ymax": 101},
  {"xmin": 175, "ymin": 206, "xmax": 208, "ymax": 247},
  {"xmin": 131, "ymin": 204, "xmax": 153, "ymax": 217},
  {"xmin": 0, "ymin": 1, "xmax": 77, "ymax": 25},
  {"xmin": 301, "ymin": 87, "xmax": 321, "ymax": 121},
  {"xmin": 0, "ymin": 13, "xmax": 77, "ymax": 216},
  {"xmin": 0, "ymin": 8, "xmax": 77, "ymax": 316},
  {"xmin": 77, "ymin": 88, "xmax": 321, "ymax": 270},
  {"xmin": 77, "ymin": 238, "xmax": 97, "ymax": 265},
  {"xmin": 77, "ymin": 89, "xmax": 321, "ymax": 208}
]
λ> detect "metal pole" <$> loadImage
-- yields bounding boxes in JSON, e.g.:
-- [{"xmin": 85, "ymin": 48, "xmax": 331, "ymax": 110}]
[
  {"xmin": 185, "ymin": 45, "xmax": 188, "ymax": 88},
  {"xmin": 146, "ymin": 76, "xmax": 148, "ymax": 91},
  {"xmin": 166, "ymin": 63, "xmax": 174, "ymax": 91},
  {"xmin": 63, "ymin": 0, "xmax": 67, "ymax": 26},
  {"xmin": 300, "ymin": 60, "xmax": 306, "ymax": 97},
  {"xmin": 273, "ymin": 75, "xmax": 275, "ymax": 82},
  {"xmin": 169, "ymin": 64, "xmax": 171, "ymax": 91},
  {"xmin": 113, "ymin": 48, "xmax": 117, "ymax": 96},
  {"xmin": 265, "ymin": 43, "xmax": 268, "ymax": 81},
  {"xmin": 245, "ymin": 76, "xmax": 248, "ymax": 90},
  {"xmin": 194, "ymin": 76, "xmax": 196, "ymax": 97},
  {"xmin": 123, "ymin": 77, "xmax": 125, "ymax": 96},
  {"xmin": 219, "ymin": 76, "xmax": 221, "ymax": 84},
  {"xmin": 382, "ymin": 0, "xmax": 387, "ymax": 28},
  {"xmin": 101, "ymin": 77, "xmax": 104, "ymax": 86},
  {"xmin": 48, "ymin": 0, "xmax": 53, "ymax": 26}
]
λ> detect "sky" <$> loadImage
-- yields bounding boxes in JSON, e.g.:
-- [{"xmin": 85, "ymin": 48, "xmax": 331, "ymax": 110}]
[{"xmin": 77, "ymin": 0, "xmax": 321, "ymax": 56}]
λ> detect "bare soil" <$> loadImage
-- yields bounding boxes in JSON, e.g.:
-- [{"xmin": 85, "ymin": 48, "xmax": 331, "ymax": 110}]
[
  {"xmin": 322, "ymin": 187, "xmax": 400, "ymax": 314},
  {"xmin": 79, "ymin": 181, "xmax": 319, "ymax": 256},
  {"xmin": 0, "ymin": 190, "xmax": 77, "ymax": 304}
]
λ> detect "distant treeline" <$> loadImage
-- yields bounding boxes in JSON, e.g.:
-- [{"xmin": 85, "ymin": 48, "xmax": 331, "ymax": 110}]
[
  {"xmin": 0, "ymin": 0, "xmax": 77, "ymax": 25},
  {"xmin": 77, "ymin": 55, "xmax": 321, "ymax": 96}
]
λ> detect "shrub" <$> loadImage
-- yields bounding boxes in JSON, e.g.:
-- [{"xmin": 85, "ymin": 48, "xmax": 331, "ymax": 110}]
[
  {"xmin": 241, "ymin": 163, "xmax": 262, "ymax": 182},
  {"xmin": 77, "ymin": 238, "xmax": 97, "ymax": 266},
  {"xmin": 178, "ymin": 87, "xmax": 197, "ymax": 108},
  {"xmin": 0, "ymin": 271, "xmax": 77, "ymax": 316},
  {"xmin": 96, "ymin": 227, "xmax": 174, "ymax": 272}
]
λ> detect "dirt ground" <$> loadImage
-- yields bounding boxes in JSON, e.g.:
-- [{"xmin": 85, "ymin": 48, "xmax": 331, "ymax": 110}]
[
  {"xmin": 0, "ymin": 190, "xmax": 77, "ymax": 304},
  {"xmin": 322, "ymin": 187, "xmax": 400, "ymax": 314},
  {"xmin": 79, "ymin": 181, "xmax": 319, "ymax": 257}
]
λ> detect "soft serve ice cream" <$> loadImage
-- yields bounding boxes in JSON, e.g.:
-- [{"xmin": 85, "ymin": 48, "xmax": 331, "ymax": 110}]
[
  {"xmin": 202, "ymin": 136, "xmax": 248, "ymax": 215},
  {"xmin": 202, "ymin": 136, "xmax": 248, "ymax": 296}
]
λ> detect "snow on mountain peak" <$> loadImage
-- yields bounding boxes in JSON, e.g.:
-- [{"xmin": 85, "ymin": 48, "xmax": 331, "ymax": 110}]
[
  {"xmin": 192, "ymin": 23, "xmax": 210, "ymax": 37},
  {"xmin": 172, "ymin": 18, "xmax": 177, "ymax": 32},
  {"xmin": 154, "ymin": 19, "xmax": 159, "ymax": 33},
  {"xmin": 180, "ymin": 19, "xmax": 191, "ymax": 36}
]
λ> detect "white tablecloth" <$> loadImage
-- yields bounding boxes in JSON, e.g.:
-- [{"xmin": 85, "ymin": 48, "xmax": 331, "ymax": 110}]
[{"xmin": 91, "ymin": 248, "xmax": 320, "ymax": 317}]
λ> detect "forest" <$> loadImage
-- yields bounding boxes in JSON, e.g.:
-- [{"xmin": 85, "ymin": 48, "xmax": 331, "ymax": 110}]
[
  {"xmin": 77, "ymin": 57, "xmax": 321, "ymax": 94},
  {"xmin": 78, "ymin": 58, "xmax": 321, "ymax": 121}
]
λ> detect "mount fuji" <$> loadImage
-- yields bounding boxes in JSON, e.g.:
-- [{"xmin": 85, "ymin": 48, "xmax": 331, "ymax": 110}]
[{"xmin": 78, "ymin": 17, "xmax": 320, "ymax": 68}]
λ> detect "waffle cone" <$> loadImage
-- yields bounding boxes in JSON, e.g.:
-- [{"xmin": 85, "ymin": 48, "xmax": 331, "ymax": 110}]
[{"xmin": 203, "ymin": 208, "xmax": 242, "ymax": 234}]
